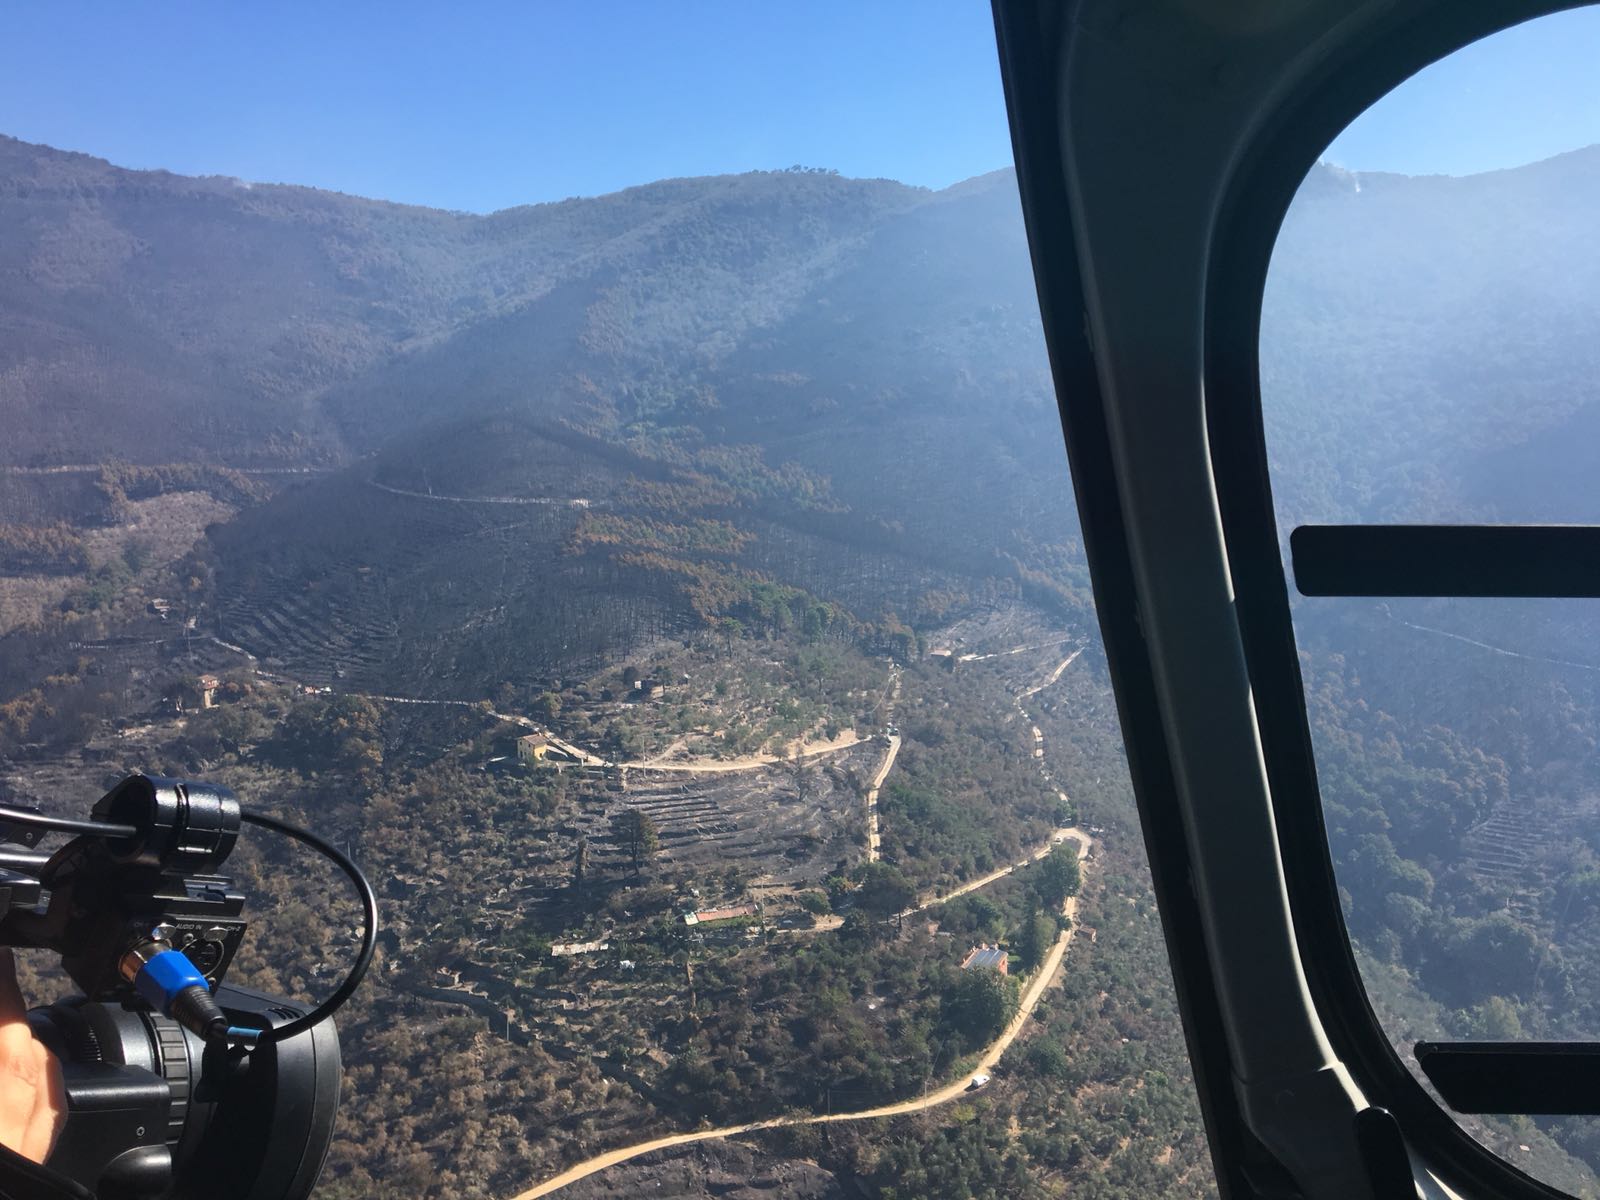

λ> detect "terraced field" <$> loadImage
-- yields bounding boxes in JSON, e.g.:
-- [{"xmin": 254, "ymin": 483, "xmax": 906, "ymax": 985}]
[
  {"xmin": 582, "ymin": 744, "xmax": 877, "ymax": 885},
  {"xmin": 208, "ymin": 474, "xmax": 608, "ymax": 694},
  {"xmin": 1461, "ymin": 803, "xmax": 1568, "ymax": 925},
  {"xmin": 217, "ymin": 572, "xmax": 402, "ymax": 688}
]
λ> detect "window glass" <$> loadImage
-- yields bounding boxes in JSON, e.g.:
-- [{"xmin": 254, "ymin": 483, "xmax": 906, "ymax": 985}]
[
  {"xmin": 1263, "ymin": 8, "xmax": 1600, "ymax": 1190},
  {"xmin": 0, "ymin": 5, "xmax": 1207, "ymax": 1199}
]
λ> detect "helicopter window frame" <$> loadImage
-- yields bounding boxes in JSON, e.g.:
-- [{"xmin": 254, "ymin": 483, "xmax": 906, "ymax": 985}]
[{"xmin": 1203, "ymin": 3, "xmax": 1600, "ymax": 1198}]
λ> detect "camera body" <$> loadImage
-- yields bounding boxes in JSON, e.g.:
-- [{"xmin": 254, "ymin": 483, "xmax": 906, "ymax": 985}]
[
  {"xmin": 4, "ymin": 775, "xmax": 248, "ymax": 1002},
  {"xmin": 29, "ymin": 985, "xmax": 341, "ymax": 1200},
  {"xmin": 0, "ymin": 776, "xmax": 344, "ymax": 1200}
]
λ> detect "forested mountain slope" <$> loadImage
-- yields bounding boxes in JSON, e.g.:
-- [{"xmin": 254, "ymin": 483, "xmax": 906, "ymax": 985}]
[
  {"xmin": 14, "ymin": 132, "xmax": 1600, "ymax": 536},
  {"xmin": 1264, "ymin": 144, "xmax": 1600, "ymax": 526},
  {"xmin": 1, "ymin": 135, "xmax": 920, "ymax": 465},
  {"xmin": 9, "ymin": 130, "xmax": 1600, "ymax": 1197}
]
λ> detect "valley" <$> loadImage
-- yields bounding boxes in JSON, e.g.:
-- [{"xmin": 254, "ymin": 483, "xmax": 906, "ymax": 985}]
[{"xmin": 7, "ymin": 126, "xmax": 1600, "ymax": 1200}]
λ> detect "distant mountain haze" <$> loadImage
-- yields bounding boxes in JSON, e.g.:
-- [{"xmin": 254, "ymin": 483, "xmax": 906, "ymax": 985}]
[
  {"xmin": 14, "ymin": 127, "xmax": 1600, "ymax": 1200},
  {"xmin": 8, "ymin": 134, "xmax": 1600, "ymax": 525},
  {"xmin": 7, "ymin": 133, "xmax": 1600, "ymax": 689},
  {"xmin": 1264, "ymin": 143, "xmax": 1600, "ymax": 528},
  {"xmin": 2, "ymin": 135, "xmax": 1082, "ymax": 694}
]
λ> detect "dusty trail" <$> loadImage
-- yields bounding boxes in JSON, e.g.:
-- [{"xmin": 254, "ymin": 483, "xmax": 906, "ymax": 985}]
[
  {"xmin": 199, "ymin": 586, "xmax": 902, "ymax": 778},
  {"xmin": 904, "ymin": 828, "xmax": 1078, "ymax": 915},
  {"xmin": 510, "ymin": 827, "xmax": 1095, "ymax": 1200},
  {"xmin": 861, "ymin": 664, "xmax": 903, "ymax": 861},
  {"xmin": 1021, "ymin": 648, "xmax": 1083, "ymax": 699},
  {"xmin": 863, "ymin": 734, "xmax": 901, "ymax": 861},
  {"xmin": 616, "ymin": 660, "xmax": 897, "ymax": 781},
  {"xmin": 1380, "ymin": 604, "xmax": 1600, "ymax": 675},
  {"xmin": 617, "ymin": 729, "xmax": 863, "ymax": 774},
  {"xmin": 772, "ymin": 822, "xmax": 1081, "ymax": 939},
  {"xmin": 0, "ymin": 464, "xmax": 328, "ymax": 476},
  {"xmin": 200, "ymin": 639, "xmax": 869, "ymax": 773},
  {"xmin": 506, "ymin": 646, "xmax": 1093, "ymax": 1200},
  {"xmin": 957, "ymin": 636, "xmax": 1076, "ymax": 663},
  {"xmin": 368, "ymin": 480, "xmax": 597, "ymax": 508}
]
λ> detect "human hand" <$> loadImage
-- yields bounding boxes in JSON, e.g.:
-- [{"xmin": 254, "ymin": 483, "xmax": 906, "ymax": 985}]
[{"xmin": 0, "ymin": 949, "xmax": 64, "ymax": 1164}]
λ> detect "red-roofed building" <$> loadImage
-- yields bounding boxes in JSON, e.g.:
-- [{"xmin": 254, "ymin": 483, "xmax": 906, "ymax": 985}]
[
  {"xmin": 961, "ymin": 944, "xmax": 1009, "ymax": 974},
  {"xmin": 683, "ymin": 904, "xmax": 755, "ymax": 926}
]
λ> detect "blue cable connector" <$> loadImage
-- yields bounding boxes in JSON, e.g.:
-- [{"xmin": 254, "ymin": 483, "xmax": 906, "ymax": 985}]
[
  {"xmin": 121, "ymin": 939, "xmax": 234, "ymax": 1042},
  {"xmin": 131, "ymin": 947, "xmax": 208, "ymax": 1013}
]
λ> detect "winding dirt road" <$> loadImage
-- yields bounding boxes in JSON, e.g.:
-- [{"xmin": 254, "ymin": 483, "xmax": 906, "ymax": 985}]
[
  {"xmin": 1022, "ymin": 648, "xmax": 1083, "ymax": 699},
  {"xmin": 510, "ymin": 826, "xmax": 1095, "ymax": 1200},
  {"xmin": 0, "ymin": 464, "xmax": 328, "ymax": 476},
  {"xmin": 863, "ymin": 733, "xmax": 901, "ymax": 862},
  {"xmin": 862, "ymin": 664, "xmax": 903, "ymax": 861},
  {"xmin": 1379, "ymin": 603, "xmax": 1600, "ymax": 675},
  {"xmin": 958, "ymin": 636, "xmax": 1076, "ymax": 663},
  {"xmin": 507, "ymin": 645, "xmax": 1093, "ymax": 1199},
  {"xmin": 368, "ymin": 480, "xmax": 596, "ymax": 508},
  {"xmin": 906, "ymin": 828, "xmax": 1077, "ymax": 915},
  {"xmin": 618, "ymin": 729, "xmax": 864, "ymax": 774}
]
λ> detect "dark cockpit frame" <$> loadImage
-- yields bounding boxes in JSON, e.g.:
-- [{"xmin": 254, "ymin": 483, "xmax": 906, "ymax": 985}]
[{"xmin": 994, "ymin": 2, "xmax": 1599, "ymax": 1197}]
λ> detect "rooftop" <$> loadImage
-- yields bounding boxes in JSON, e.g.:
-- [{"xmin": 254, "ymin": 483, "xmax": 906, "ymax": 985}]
[
  {"xmin": 962, "ymin": 944, "xmax": 1009, "ymax": 972},
  {"xmin": 683, "ymin": 904, "xmax": 755, "ymax": 926}
]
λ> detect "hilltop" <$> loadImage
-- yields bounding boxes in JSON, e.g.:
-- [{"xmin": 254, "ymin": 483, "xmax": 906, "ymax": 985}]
[{"xmin": 10, "ymin": 133, "xmax": 1600, "ymax": 1199}]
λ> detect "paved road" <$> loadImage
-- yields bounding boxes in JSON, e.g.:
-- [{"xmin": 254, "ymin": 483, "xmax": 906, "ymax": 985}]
[{"xmin": 509, "ymin": 827, "xmax": 1095, "ymax": 1200}]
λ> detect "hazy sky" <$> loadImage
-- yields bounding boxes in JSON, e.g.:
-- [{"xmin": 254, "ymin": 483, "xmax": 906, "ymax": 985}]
[
  {"xmin": 3, "ymin": 2, "xmax": 1599, "ymax": 212},
  {"xmin": 1326, "ymin": 6, "xmax": 1600, "ymax": 177}
]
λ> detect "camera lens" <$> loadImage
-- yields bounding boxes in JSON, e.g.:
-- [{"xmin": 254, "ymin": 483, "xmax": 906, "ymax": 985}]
[{"xmin": 27, "ymin": 984, "xmax": 340, "ymax": 1200}]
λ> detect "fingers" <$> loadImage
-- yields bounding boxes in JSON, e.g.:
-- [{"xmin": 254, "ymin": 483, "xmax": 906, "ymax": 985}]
[
  {"xmin": 20, "ymin": 1041, "xmax": 64, "ymax": 1164},
  {"xmin": 0, "ymin": 1025, "xmax": 41, "ymax": 1162},
  {"xmin": 0, "ymin": 948, "xmax": 63, "ymax": 1165}
]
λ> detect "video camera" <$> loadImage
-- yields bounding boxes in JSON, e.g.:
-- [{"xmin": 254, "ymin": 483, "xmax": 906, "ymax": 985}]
[{"xmin": 0, "ymin": 774, "xmax": 376, "ymax": 1200}]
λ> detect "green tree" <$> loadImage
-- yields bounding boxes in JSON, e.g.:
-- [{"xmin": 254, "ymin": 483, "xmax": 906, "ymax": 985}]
[
  {"xmin": 1015, "ymin": 905, "xmax": 1056, "ymax": 973},
  {"xmin": 612, "ymin": 809, "xmax": 660, "ymax": 876},
  {"xmin": 941, "ymin": 894, "xmax": 1006, "ymax": 941},
  {"xmin": 855, "ymin": 861, "xmax": 916, "ymax": 923},
  {"xmin": 570, "ymin": 837, "xmax": 588, "ymax": 891},
  {"xmin": 1036, "ymin": 842, "xmax": 1081, "ymax": 908},
  {"xmin": 945, "ymin": 968, "xmax": 1019, "ymax": 1047},
  {"xmin": 277, "ymin": 695, "xmax": 383, "ymax": 774},
  {"xmin": 1460, "ymin": 996, "xmax": 1526, "ymax": 1039}
]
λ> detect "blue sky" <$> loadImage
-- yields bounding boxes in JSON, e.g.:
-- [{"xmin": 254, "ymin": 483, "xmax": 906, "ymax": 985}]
[
  {"xmin": 2, "ymin": 2, "xmax": 1599, "ymax": 212},
  {"xmin": 1326, "ymin": 5, "xmax": 1600, "ymax": 177}
]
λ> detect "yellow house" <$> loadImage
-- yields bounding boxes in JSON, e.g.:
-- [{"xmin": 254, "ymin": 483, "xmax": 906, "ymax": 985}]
[{"xmin": 516, "ymin": 733, "xmax": 550, "ymax": 763}]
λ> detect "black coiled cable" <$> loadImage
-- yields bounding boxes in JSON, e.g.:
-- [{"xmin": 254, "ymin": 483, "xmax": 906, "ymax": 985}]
[
  {"xmin": 237, "ymin": 808, "xmax": 377, "ymax": 1043},
  {"xmin": 0, "ymin": 803, "xmax": 378, "ymax": 1044}
]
